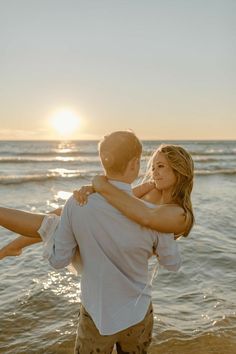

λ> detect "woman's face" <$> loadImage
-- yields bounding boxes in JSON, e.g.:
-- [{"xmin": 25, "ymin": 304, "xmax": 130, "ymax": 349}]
[{"xmin": 151, "ymin": 152, "xmax": 177, "ymax": 190}]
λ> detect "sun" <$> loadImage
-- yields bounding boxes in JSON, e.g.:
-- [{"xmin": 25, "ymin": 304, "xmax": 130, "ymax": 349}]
[{"xmin": 51, "ymin": 110, "xmax": 80, "ymax": 137}]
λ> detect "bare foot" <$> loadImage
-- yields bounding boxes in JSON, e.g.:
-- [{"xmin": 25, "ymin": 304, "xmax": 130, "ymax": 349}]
[{"xmin": 0, "ymin": 245, "xmax": 22, "ymax": 260}]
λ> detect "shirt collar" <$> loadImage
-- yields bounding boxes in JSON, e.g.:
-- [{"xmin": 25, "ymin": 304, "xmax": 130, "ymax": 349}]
[{"xmin": 108, "ymin": 180, "xmax": 132, "ymax": 193}]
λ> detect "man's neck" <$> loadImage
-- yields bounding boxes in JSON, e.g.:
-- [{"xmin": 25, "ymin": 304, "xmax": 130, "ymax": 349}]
[{"xmin": 106, "ymin": 174, "xmax": 132, "ymax": 184}]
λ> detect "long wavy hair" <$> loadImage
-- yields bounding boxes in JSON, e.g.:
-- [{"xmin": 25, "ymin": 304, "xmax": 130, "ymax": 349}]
[{"xmin": 144, "ymin": 144, "xmax": 194, "ymax": 236}]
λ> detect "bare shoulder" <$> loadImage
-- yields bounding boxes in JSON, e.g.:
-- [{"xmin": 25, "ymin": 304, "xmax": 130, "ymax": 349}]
[{"xmin": 152, "ymin": 204, "xmax": 186, "ymax": 224}]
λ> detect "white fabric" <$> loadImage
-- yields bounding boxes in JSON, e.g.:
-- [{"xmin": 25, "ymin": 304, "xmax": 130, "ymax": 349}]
[{"xmin": 38, "ymin": 214, "xmax": 82, "ymax": 275}]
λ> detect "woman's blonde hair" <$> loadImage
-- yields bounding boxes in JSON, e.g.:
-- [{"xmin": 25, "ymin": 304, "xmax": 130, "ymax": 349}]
[{"xmin": 145, "ymin": 144, "xmax": 194, "ymax": 236}]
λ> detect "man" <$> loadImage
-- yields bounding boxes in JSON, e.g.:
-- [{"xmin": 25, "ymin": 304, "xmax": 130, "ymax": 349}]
[{"xmin": 41, "ymin": 130, "xmax": 181, "ymax": 354}]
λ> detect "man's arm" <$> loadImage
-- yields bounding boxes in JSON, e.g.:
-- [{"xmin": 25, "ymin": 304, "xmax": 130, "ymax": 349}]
[
  {"xmin": 155, "ymin": 233, "xmax": 181, "ymax": 272},
  {"xmin": 41, "ymin": 197, "xmax": 78, "ymax": 269}
]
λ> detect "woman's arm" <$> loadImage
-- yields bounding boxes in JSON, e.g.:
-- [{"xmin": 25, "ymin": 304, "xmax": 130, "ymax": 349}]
[
  {"xmin": 132, "ymin": 182, "xmax": 155, "ymax": 198},
  {"xmin": 73, "ymin": 182, "xmax": 155, "ymax": 205},
  {"xmin": 92, "ymin": 176, "xmax": 186, "ymax": 234}
]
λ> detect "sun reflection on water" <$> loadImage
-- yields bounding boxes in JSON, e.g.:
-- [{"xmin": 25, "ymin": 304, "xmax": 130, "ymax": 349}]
[{"xmin": 41, "ymin": 271, "xmax": 81, "ymax": 304}]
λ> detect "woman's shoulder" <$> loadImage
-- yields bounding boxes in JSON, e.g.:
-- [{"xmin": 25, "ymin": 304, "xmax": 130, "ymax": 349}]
[{"xmin": 141, "ymin": 187, "xmax": 162, "ymax": 204}]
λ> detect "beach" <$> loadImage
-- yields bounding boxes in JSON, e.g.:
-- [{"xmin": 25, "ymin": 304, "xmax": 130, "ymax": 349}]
[{"xmin": 0, "ymin": 140, "xmax": 236, "ymax": 353}]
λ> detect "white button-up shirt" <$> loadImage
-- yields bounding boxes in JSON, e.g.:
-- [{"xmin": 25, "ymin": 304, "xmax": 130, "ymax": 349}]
[{"xmin": 40, "ymin": 181, "xmax": 181, "ymax": 335}]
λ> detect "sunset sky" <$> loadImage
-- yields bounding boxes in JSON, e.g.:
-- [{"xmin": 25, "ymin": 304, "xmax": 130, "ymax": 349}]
[{"xmin": 0, "ymin": 0, "xmax": 235, "ymax": 140}]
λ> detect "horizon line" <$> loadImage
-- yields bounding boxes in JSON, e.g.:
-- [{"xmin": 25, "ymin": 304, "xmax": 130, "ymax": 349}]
[{"xmin": 0, "ymin": 138, "xmax": 236, "ymax": 142}]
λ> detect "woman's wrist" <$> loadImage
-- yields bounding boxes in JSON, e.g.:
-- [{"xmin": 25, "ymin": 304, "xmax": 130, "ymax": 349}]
[
  {"xmin": 86, "ymin": 185, "xmax": 95, "ymax": 194},
  {"xmin": 92, "ymin": 175, "xmax": 108, "ymax": 192}
]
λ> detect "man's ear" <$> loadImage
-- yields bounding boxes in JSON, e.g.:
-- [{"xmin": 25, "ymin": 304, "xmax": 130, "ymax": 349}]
[{"xmin": 129, "ymin": 156, "xmax": 138, "ymax": 170}]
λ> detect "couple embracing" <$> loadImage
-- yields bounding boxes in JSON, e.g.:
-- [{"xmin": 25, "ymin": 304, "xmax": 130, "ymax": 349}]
[{"xmin": 0, "ymin": 130, "xmax": 194, "ymax": 354}]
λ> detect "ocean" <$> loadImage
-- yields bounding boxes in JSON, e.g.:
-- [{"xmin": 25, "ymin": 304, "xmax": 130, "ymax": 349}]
[{"xmin": 0, "ymin": 140, "xmax": 235, "ymax": 354}]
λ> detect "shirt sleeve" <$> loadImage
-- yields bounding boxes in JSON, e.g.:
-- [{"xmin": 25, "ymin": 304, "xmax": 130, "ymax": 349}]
[
  {"xmin": 155, "ymin": 233, "xmax": 182, "ymax": 271},
  {"xmin": 39, "ymin": 196, "xmax": 78, "ymax": 269}
]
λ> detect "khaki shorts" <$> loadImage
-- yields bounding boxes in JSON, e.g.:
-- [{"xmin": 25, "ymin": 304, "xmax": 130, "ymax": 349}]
[{"xmin": 74, "ymin": 302, "xmax": 153, "ymax": 354}]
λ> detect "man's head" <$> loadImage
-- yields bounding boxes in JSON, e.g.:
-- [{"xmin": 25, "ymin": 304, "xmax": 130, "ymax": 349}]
[{"xmin": 98, "ymin": 130, "xmax": 142, "ymax": 183}]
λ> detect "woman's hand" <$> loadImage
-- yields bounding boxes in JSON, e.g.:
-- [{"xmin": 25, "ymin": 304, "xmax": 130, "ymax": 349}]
[
  {"xmin": 73, "ymin": 185, "xmax": 94, "ymax": 206},
  {"xmin": 92, "ymin": 175, "xmax": 108, "ymax": 192}
]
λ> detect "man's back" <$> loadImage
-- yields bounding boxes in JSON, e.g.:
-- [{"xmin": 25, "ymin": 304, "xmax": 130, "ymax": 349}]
[
  {"xmin": 50, "ymin": 181, "xmax": 181, "ymax": 334},
  {"xmin": 74, "ymin": 190, "xmax": 155, "ymax": 282}
]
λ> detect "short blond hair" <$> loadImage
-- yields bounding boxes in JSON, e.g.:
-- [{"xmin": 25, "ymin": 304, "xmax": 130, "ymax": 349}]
[{"xmin": 98, "ymin": 131, "xmax": 142, "ymax": 175}]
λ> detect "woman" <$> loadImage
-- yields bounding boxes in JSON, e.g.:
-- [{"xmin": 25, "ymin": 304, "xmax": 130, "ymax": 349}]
[
  {"xmin": 76, "ymin": 144, "xmax": 194, "ymax": 237},
  {"xmin": 0, "ymin": 144, "xmax": 194, "ymax": 261}
]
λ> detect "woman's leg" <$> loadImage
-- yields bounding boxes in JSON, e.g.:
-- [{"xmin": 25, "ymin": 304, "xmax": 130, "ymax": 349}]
[
  {"xmin": 0, "ymin": 207, "xmax": 63, "ymax": 259},
  {"xmin": 0, "ymin": 207, "xmax": 45, "ymax": 238},
  {"xmin": 0, "ymin": 235, "xmax": 41, "ymax": 260}
]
